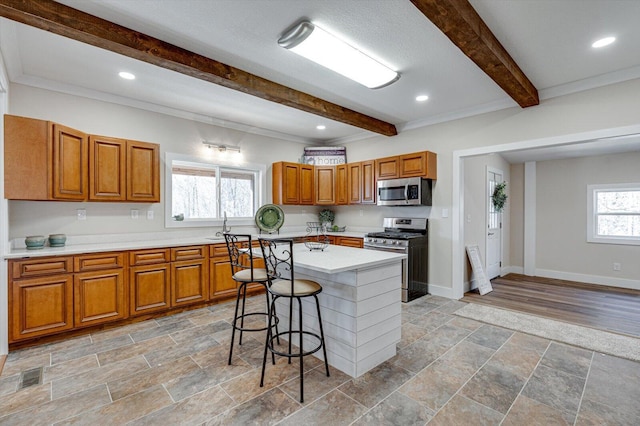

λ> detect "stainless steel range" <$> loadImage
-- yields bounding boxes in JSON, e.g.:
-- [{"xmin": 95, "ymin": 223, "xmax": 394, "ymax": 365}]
[{"xmin": 364, "ymin": 217, "xmax": 428, "ymax": 302}]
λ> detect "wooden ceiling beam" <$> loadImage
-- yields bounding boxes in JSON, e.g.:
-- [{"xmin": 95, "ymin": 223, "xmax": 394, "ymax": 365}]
[
  {"xmin": 0, "ymin": 0, "xmax": 398, "ymax": 136},
  {"xmin": 411, "ymin": 0, "xmax": 539, "ymax": 108}
]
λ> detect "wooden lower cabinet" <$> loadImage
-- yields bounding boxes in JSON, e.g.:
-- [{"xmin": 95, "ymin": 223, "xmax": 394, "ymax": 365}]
[
  {"xmin": 10, "ymin": 274, "xmax": 74, "ymax": 342},
  {"xmin": 74, "ymin": 269, "xmax": 126, "ymax": 327},
  {"xmin": 172, "ymin": 260, "xmax": 209, "ymax": 306},
  {"xmin": 129, "ymin": 263, "xmax": 171, "ymax": 316},
  {"xmin": 334, "ymin": 237, "xmax": 364, "ymax": 248},
  {"xmin": 210, "ymin": 244, "xmax": 237, "ymax": 298}
]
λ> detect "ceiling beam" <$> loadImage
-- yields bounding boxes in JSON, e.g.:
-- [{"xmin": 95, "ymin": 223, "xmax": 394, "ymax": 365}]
[
  {"xmin": 0, "ymin": 0, "xmax": 398, "ymax": 136},
  {"xmin": 411, "ymin": 0, "xmax": 539, "ymax": 108}
]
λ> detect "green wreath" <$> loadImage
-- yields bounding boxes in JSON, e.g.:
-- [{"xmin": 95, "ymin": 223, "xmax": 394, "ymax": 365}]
[{"xmin": 492, "ymin": 182, "xmax": 508, "ymax": 212}]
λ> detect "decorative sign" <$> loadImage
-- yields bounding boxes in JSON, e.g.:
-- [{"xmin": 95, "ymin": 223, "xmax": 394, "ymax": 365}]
[
  {"xmin": 303, "ymin": 146, "xmax": 346, "ymax": 165},
  {"xmin": 466, "ymin": 244, "xmax": 493, "ymax": 295}
]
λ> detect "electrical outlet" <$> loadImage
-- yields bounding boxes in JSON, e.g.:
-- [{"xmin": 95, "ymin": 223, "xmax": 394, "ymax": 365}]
[
  {"xmin": 359, "ymin": 209, "xmax": 364, "ymax": 217},
  {"xmin": 613, "ymin": 262, "xmax": 622, "ymax": 271},
  {"xmin": 442, "ymin": 208, "xmax": 449, "ymax": 218},
  {"xmin": 77, "ymin": 209, "xmax": 86, "ymax": 221},
  {"xmin": 131, "ymin": 209, "xmax": 139, "ymax": 219},
  {"xmin": 147, "ymin": 210, "xmax": 154, "ymax": 220}
]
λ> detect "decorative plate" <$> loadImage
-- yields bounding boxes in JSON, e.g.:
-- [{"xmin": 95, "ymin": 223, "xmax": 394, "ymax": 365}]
[{"xmin": 255, "ymin": 204, "xmax": 285, "ymax": 233}]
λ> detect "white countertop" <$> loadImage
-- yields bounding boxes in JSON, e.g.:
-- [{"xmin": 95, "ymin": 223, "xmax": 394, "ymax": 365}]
[
  {"xmin": 288, "ymin": 243, "xmax": 406, "ymax": 274},
  {"xmin": 3, "ymin": 231, "xmax": 369, "ymax": 260}
]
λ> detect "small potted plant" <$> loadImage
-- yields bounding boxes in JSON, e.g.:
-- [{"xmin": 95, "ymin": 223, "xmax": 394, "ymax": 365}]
[{"xmin": 318, "ymin": 209, "xmax": 335, "ymax": 231}]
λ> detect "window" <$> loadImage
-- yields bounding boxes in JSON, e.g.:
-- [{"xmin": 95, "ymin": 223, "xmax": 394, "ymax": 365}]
[
  {"xmin": 165, "ymin": 152, "xmax": 265, "ymax": 228},
  {"xmin": 587, "ymin": 183, "xmax": 640, "ymax": 245}
]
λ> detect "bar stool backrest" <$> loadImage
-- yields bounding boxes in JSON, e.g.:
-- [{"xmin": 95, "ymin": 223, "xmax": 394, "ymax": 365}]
[
  {"xmin": 224, "ymin": 233, "xmax": 258, "ymax": 282},
  {"xmin": 258, "ymin": 238, "xmax": 295, "ymax": 292}
]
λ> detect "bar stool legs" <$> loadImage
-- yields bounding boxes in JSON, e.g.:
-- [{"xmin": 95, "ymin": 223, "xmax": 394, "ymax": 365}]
[{"xmin": 260, "ymin": 294, "xmax": 330, "ymax": 403}]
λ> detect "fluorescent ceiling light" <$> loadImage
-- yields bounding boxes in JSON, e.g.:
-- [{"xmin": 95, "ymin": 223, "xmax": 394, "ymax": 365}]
[
  {"xmin": 592, "ymin": 36, "xmax": 615, "ymax": 48},
  {"xmin": 278, "ymin": 21, "xmax": 399, "ymax": 89},
  {"xmin": 118, "ymin": 71, "xmax": 135, "ymax": 80}
]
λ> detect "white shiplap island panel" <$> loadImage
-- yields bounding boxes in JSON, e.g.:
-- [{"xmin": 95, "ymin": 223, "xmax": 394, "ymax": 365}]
[{"xmin": 270, "ymin": 244, "xmax": 406, "ymax": 378}]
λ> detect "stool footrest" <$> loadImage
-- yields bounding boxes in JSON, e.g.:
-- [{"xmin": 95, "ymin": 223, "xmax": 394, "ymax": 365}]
[
  {"xmin": 268, "ymin": 330, "xmax": 323, "ymax": 359},
  {"xmin": 233, "ymin": 312, "xmax": 279, "ymax": 333}
]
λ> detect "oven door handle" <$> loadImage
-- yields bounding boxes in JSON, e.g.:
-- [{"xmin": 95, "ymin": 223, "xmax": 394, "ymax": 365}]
[{"xmin": 364, "ymin": 245, "xmax": 408, "ymax": 253}]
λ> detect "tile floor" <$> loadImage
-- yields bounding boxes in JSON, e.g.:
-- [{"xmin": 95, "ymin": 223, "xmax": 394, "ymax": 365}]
[{"xmin": 1, "ymin": 295, "xmax": 639, "ymax": 425}]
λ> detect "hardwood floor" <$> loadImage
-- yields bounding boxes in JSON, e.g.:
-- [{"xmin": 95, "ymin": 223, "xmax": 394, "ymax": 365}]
[{"xmin": 462, "ymin": 273, "xmax": 640, "ymax": 338}]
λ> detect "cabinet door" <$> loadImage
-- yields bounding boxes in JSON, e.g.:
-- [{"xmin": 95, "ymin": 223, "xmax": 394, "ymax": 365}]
[
  {"xmin": 348, "ymin": 162, "xmax": 362, "ymax": 204},
  {"xmin": 10, "ymin": 274, "xmax": 74, "ymax": 342},
  {"xmin": 210, "ymin": 257, "xmax": 237, "ymax": 298},
  {"xmin": 52, "ymin": 123, "xmax": 88, "ymax": 200},
  {"xmin": 398, "ymin": 151, "xmax": 437, "ymax": 179},
  {"xmin": 127, "ymin": 140, "xmax": 160, "ymax": 202},
  {"xmin": 375, "ymin": 156, "xmax": 399, "ymax": 180},
  {"xmin": 315, "ymin": 166, "xmax": 336, "ymax": 205},
  {"xmin": 89, "ymin": 135, "xmax": 126, "ymax": 201},
  {"xmin": 300, "ymin": 164, "xmax": 314, "ymax": 205},
  {"xmin": 361, "ymin": 160, "xmax": 376, "ymax": 204},
  {"xmin": 172, "ymin": 259, "xmax": 209, "ymax": 306},
  {"xmin": 129, "ymin": 264, "xmax": 171, "ymax": 316},
  {"xmin": 335, "ymin": 164, "xmax": 348, "ymax": 205},
  {"xmin": 74, "ymin": 269, "xmax": 126, "ymax": 327},
  {"xmin": 272, "ymin": 162, "xmax": 299, "ymax": 205}
]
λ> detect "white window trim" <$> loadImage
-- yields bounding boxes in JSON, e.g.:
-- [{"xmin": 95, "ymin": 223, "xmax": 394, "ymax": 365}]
[
  {"xmin": 587, "ymin": 182, "xmax": 640, "ymax": 246},
  {"xmin": 164, "ymin": 152, "xmax": 266, "ymax": 229}
]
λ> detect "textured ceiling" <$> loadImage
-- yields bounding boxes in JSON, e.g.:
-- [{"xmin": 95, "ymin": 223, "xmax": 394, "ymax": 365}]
[{"xmin": 2, "ymin": 0, "xmax": 640, "ymax": 155}]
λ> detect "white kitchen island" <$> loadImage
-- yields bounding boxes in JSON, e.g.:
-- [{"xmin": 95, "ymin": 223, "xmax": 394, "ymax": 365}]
[{"xmin": 267, "ymin": 243, "xmax": 406, "ymax": 378}]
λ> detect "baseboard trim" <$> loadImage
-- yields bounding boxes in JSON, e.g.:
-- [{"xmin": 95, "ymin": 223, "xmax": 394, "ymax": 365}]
[
  {"xmin": 502, "ymin": 265, "xmax": 524, "ymax": 275},
  {"xmin": 535, "ymin": 268, "xmax": 640, "ymax": 291},
  {"xmin": 428, "ymin": 283, "xmax": 457, "ymax": 300}
]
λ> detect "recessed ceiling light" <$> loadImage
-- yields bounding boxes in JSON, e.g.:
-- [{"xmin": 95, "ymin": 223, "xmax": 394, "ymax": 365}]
[
  {"xmin": 415, "ymin": 95, "xmax": 429, "ymax": 102},
  {"xmin": 592, "ymin": 37, "xmax": 616, "ymax": 48},
  {"xmin": 316, "ymin": 125, "xmax": 326, "ymax": 130},
  {"xmin": 118, "ymin": 71, "xmax": 136, "ymax": 80}
]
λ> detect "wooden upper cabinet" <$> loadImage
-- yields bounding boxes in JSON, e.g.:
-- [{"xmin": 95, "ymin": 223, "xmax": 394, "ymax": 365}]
[
  {"xmin": 348, "ymin": 162, "xmax": 362, "ymax": 204},
  {"xmin": 127, "ymin": 140, "xmax": 160, "ymax": 202},
  {"xmin": 5, "ymin": 115, "xmax": 88, "ymax": 201},
  {"xmin": 335, "ymin": 164, "xmax": 348, "ymax": 205},
  {"xmin": 89, "ymin": 135, "xmax": 126, "ymax": 201},
  {"xmin": 315, "ymin": 166, "xmax": 336, "ymax": 205},
  {"xmin": 361, "ymin": 160, "xmax": 376, "ymax": 204},
  {"xmin": 375, "ymin": 156, "xmax": 400, "ymax": 180},
  {"xmin": 272, "ymin": 162, "xmax": 314, "ymax": 205},
  {"xmin": 299, "ymin": 164, "xmax": 314, "ymax": 205},
  {"xmin": 399, "ymin": 151, "xmax": 437, "ymax": 179},
  {"xmin": 376, "ymin": 151, "xmax": 437, "ymax": 180}
]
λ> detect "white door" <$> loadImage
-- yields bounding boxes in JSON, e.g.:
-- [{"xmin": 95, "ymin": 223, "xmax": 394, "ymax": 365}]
[{"xmin": 486, "ymin": 168, "xmax": 503, "ymax": 279}]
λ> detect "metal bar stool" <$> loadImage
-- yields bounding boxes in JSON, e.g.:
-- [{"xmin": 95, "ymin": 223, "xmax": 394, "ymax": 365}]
[
  {"xmin": 224, "ymin": 233, "xmax": 278, "ymax": 365},
  {"xmin": 258, "ymin": 238, "xmax": 330, "ymax": 403}
]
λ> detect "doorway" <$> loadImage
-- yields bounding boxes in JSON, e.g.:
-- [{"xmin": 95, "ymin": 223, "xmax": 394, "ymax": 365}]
[{"xmin": 486, "ymin": 167, "xmax": 503, "ymax": 279}]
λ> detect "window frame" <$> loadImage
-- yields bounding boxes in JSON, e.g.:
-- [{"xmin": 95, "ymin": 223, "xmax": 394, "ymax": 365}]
[
  {"xmin": 587, "ymin": 182, "xmax": 640, "ymax": 246},
  {"xmin": 164, "ymin": 152, "xmax": 266, "ymax": 229}
]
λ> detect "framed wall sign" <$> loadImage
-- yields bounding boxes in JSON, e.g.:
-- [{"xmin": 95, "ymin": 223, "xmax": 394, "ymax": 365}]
[{"xmin": 466, "ymin": 244, "xmax": 493, "ymax": 295}]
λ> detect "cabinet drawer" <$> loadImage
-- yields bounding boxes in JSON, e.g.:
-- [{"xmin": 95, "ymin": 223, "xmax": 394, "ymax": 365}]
[
  {"xmin": 11, "ymin": 257, "xmax": 74, "ymax": 279},
  {"xmin": 129, "ymin": 249, "xmax": 170, "ymax": 266},
  {"xmin": 171, "ymin": 245, "xmax": 206, "ymax": 262},
  {"xmin": 209, "ymin": 243, "xmax": 230, "ymax": 258},
  {"xmin": 74, "ymin": 252, "xmax": 124, "ymax": 272}
]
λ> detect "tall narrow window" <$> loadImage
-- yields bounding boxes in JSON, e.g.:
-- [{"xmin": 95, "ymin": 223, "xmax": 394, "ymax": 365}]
[{"xmin": 587, "ymin": 183, "xmax": 640, "ymax": 245}]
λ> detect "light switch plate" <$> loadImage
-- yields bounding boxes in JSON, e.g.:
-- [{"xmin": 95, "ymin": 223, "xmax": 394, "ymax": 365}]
[
  {"xmin": 131, "ymin": 209, "xmax": 139, "ymax": 219},
  {"xmin": 442, "ymin": 208, "xmax": 449, "ymax": 218},
  {"xmin": 147, "ymin": 210, "xmax": 154, "ymax": 220}
]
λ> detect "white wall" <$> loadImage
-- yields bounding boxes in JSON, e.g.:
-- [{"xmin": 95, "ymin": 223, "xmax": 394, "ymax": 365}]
[
  {"xmin": 535, "ymin": 152, "xmax": 640, "ymax": 288},
  {"xmin": 509, "ymin": 163, "xmax": 525, "ymax": 271},
  {"xmin": 7, "ymin": 84, "xmax": 322, "ymax": 239},
  {"xmin": 344, "ymin": 77, "xmax": 640, "ymax": 297},
  {"xmin": 7, "ymin": 77, "xmax": 640, "ymax": 298}
]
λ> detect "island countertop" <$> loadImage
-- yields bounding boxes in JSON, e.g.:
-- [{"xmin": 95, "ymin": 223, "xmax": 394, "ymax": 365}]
[{"xmin": 280, "ymin": 243, "xmax": 406, "ymax": 274}]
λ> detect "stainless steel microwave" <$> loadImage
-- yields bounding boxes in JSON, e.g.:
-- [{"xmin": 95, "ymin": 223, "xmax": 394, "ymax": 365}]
[{"xmin": 377, "ymin": 177, "xmax": 432, "ymax": 206}]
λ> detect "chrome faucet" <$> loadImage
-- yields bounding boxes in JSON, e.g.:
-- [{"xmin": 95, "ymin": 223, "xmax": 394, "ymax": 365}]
[{"xmin": 215, "ymin": 212, "xmax": 231, "ymax": 236}]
